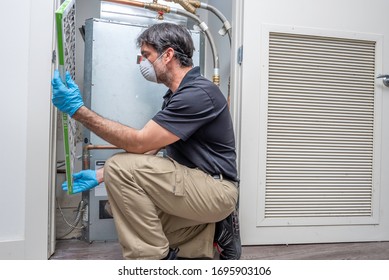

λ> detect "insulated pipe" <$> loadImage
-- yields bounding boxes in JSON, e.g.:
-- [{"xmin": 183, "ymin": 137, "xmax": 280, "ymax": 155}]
[
  {"xmin": 171, "ymin": 7, "xmax": 220, "ymax": 85},
  {"xmin": 200, "ymin": 3, "xmax": 232, "ymax": 45},
  {"xmin": 103, "ymin": 0, "xmax": 220, "ymax": 85},
  {"xmin": 165, "ymin": 0, "xmax": 232, "ymax": 44},
  {"xmin": 170, "ymin": 0, "xmax": 231, "ymax": 103},
  {"xmin": 185, "ymin": 1, "xmax": 231, "ymax": 103}
]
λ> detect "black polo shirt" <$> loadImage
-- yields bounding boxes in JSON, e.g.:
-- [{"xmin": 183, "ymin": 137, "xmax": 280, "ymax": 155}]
[{"xmin": 152, "ymin": 67, "xmax": 238, "ymax": 181}]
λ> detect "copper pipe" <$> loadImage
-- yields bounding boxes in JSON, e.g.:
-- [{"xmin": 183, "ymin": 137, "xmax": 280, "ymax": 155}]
[
  {"xmin": 83, "ymin": 144, "xmax": 121, "ymax": 169},
  {"xmin": 84, "ymin": 144, "xmax": 119, "ymax": 150},
  {"xmin": 104, "ymin": 0, "xmax": 145, "ymax": 8},
  {"xmin": 104, "ymin": 0, "xmax": 172, "ymax": 13}
]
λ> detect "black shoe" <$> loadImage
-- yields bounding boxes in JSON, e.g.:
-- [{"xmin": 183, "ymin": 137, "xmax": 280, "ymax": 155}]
[
  {"xmin": 214, "ymin": 210, "xmax": 241, "ymax": 260},
  {"xmin": 162, "ymin": 248, "xmax": 179, "ymax": 260}
]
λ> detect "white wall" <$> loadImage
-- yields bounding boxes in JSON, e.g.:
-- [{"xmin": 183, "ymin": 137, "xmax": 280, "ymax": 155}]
[
  {"xmin": 0, "ymin": 2, "xmax": 30, "ymax": 245},
  {"xmin": 0, "ymin": 0, "xmax": 55, "ymax": 259}
]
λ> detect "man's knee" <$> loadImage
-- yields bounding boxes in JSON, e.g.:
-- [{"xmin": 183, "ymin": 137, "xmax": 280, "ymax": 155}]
[
  {"xmin": 104, "ymin": 153, "xmax": 150, "ymax": 186},
  {"xmin": 104, "ymin": 153, "xmax": 132, "ymax": 187},
  {"xmin": 104, "ymin": 153, "xmax": 120, "ymax": 181}
]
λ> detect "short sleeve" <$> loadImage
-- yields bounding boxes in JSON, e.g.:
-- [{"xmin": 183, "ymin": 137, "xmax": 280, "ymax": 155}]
[{"xmin": 152, "ymin": 86, "xmax": 216, "ymax": 141}]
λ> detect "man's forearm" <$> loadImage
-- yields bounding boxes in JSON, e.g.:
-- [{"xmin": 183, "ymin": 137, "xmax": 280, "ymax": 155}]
[
  {"xmin": 72, "ymin": 106, "xmax": 143, "ymax": 153},
  {"xmin": 145, "ymin": 149, "xmax": 161, "ymax": 155}
]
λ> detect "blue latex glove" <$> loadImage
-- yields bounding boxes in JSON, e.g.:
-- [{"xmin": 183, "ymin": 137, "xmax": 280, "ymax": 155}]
[
  {"xmin": 62, "ymin": 170, "xmax": 99, "ymax": 194},
  {"xmin": 52, "ymin": 70, "xmax": 84, "ymax": 117}
]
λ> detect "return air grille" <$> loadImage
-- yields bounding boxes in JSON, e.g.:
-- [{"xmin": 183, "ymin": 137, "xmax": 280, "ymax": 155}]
[{"xmin": 265, "ymin": 32, "xmax": 376, "ymax": 218}]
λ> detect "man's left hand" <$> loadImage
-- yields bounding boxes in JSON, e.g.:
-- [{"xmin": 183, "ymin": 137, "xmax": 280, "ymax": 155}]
[{"xmin": 62, "ymin": 170, "xmax": 99, "ymax": 194}]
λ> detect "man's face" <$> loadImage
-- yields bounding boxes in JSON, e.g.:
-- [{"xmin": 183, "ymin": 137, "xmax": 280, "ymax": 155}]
[
  {"xmin": 140, "ymin": 44, "xmax": 168, "ymax": 84},
  {"xmin": 140, "ymin": 44, "xmax": 159, "ymax": 63}
]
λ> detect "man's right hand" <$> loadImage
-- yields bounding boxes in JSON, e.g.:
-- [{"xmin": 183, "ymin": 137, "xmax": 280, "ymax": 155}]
[
  {"xmin": 62, "ymin": 170, "xmax": 99, "ymax": 194},
  {"xmin": 52, "ymin": 70, "xmax": 84, "ymax": 117}
]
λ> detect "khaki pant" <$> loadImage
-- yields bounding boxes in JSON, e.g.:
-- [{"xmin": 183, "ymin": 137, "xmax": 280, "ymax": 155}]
[{"xmin": 103, "ymin": 153, "xmax": 238, "ymax": 260}]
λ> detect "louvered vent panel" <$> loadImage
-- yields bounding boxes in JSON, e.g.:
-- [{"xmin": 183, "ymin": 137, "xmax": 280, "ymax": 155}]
[{"xmin": 265, "ymin": 32, "xmax": 376, "ymax": 218}]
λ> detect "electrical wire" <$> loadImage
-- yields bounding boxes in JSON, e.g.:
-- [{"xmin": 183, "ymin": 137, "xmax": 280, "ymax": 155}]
[{"xmin": 56, "ymin": 199, "xmax": 86, "ymax": 239}]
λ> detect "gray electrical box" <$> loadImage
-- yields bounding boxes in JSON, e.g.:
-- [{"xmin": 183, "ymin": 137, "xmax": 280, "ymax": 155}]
[{"xmin": 82, "ymin": 18, "xmax": 203, "ymax": 241}]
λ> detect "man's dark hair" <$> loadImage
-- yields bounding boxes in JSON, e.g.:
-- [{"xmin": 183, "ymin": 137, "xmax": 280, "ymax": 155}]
[{"xmin": 137, "ymin": 22, "xmax": 194, "ymax": 67}]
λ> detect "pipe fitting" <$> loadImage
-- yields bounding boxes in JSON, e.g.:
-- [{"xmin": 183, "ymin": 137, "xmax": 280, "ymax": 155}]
[
  {"xmin": 212, "ymin": 75, "xmax": 220, "ymax": 86},
  {"xmin": 177, "ymin": 0, "xmax": 197, "ymax": 14},
  {"xmin": 165, "ymin": 0, "xmax": 197, "ymax": 14},
  {"xmin": 144, "ymin": 2, "xmax": 171, "ymax": 13},
  {"xmin": 187, "ymin": 0, "xmax": 201, "ymax": 8}
]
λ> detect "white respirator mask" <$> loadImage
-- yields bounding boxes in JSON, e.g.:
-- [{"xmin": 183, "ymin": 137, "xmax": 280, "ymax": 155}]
[{"xmin": 139, "ymin": 51, "xmax": 166, "ymax": 83}]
